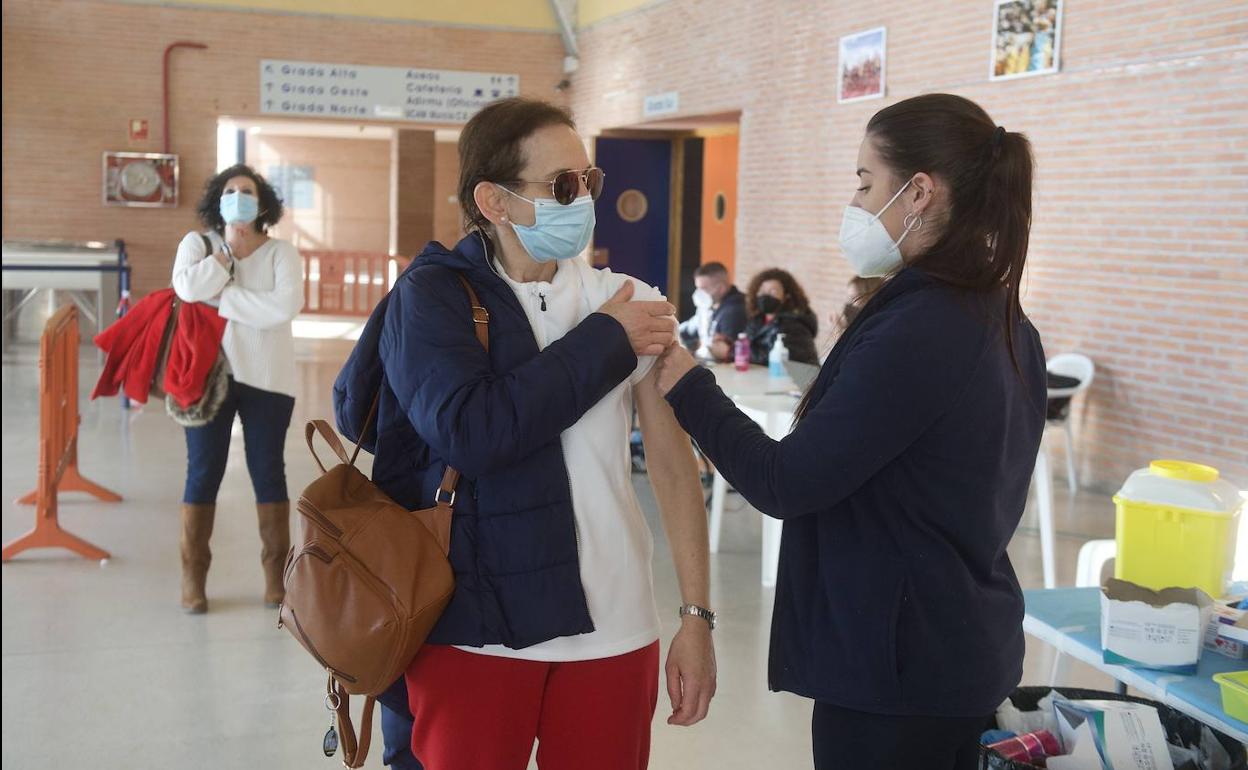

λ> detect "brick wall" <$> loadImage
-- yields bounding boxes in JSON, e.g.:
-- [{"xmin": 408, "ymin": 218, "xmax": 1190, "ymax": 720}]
[
  {"xmin": 1, "ymin": 0, "xmax": 566, "ymax": 298},
  {"xmin": 570, "ymin": 0, "xmax": 1248, "ymax": 491},
  {"xmin": 434, "ymin": 140, "xmax": 464, "ymax": 249},
  {"xmin": 390, "ymin": 130, "xmax": 436, "ymax": 255},
  {"xmin": 245, "ymin": 134, "xmax": 391, "ymax": 253},
  {"xmin": 3, "ymin": 0, "xmax": 1245, "ymax": 490}
]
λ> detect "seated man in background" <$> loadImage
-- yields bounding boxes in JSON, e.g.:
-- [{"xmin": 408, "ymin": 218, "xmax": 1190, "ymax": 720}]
[{"xmin": 678, "ymin": 261, "xmax": 748, "ymax": 361}]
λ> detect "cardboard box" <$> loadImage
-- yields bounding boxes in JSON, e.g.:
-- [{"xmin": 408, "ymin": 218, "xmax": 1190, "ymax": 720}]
[
  {"xmin": 1203, "ymin": 601, "xmax": 1248, "ymax": 659},
  {"xmin": 1100, "ymin": 578, "xmax": 1214, "ymax": 674},
  {"xmin": 1048, "ymin": 700, "xmax": 1174, "ymax": 770},
  {"xmin": 1212, "ymin": 633, "xmax": 1248, "ymax": 660},
  {"xmin": 1205, "ymin": 604, "xmax": 1248, "ymax": 660}
]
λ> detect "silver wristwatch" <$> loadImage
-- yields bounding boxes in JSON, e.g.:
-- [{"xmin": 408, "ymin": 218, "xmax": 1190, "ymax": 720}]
[{"xmin": 679, "ymin": 604, "xmax": 717, "ymax": 630}]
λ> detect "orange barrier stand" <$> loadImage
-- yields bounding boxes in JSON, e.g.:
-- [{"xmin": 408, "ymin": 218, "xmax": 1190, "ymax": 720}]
[{"xmin": 4, "ymin": 305, "xmax": 121, "ymax": 561}]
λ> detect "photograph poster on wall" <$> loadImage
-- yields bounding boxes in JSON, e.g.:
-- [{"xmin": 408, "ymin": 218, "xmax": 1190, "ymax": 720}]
[
  {"xmin": 837, "ymin": 27, "xmax": 886, "ymax": 104},
  {"xmin": 102, "ymin": 152, "xmax": 179, "ymax": 207},
  {"xmin": 991, "ymin": 0, "xmax": 1062, "ymax": 81}
]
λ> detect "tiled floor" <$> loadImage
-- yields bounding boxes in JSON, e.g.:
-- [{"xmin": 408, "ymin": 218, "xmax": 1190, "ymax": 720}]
[{"xmin": 2, "ymin": 334, "xmax": 1127, "ymax": 769}]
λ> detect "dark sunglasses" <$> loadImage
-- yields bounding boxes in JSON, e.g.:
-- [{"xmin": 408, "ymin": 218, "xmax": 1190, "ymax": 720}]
[{"xmin": 506, "ymin": 167, "xmax": 605, "ymax": 206}]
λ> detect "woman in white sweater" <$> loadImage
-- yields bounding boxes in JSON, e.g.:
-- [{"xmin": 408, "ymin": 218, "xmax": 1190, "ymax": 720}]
[{"xmin": 171, "ymin": 164, "xmax": 304, "ymax": 614}]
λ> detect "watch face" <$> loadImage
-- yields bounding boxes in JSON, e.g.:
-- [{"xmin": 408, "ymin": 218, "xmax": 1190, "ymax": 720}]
[{"xmin": 120, "ymin": 160, "xmax": 162, "ymax": 198}]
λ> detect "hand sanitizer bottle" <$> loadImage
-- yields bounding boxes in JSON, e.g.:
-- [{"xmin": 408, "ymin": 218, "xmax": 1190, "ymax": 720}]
[{"xmin": 769, "ymin": 333, "xmax": 789, "ymax": 378}]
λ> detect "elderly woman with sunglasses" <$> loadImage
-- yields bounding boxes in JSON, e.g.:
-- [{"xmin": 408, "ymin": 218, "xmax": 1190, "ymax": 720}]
[{"xmin": 335, "ymin": 97, "xmax": 716, "ymax": 770}]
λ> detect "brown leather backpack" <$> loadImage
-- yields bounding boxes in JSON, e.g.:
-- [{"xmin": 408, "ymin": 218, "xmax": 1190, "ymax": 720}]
[{"xmin": 279, "ymin": 273, "xmax": 489, "ymax": 769}]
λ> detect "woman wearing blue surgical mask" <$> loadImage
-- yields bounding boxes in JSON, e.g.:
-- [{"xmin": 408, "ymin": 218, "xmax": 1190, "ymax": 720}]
[
  {"xmin": 655, "ymin": 94, "xmax": 1048, "ymax": 769},
  {"xmin": 334, "ymin": 98, "xmax": 715, "ymax": 770},
  {"xmin": 170, "ymin": 164, "xmax": 304, "ymax": 615}
]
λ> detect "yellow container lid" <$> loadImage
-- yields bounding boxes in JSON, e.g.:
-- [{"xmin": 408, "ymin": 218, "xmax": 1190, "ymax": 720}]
[
  {"xmin": 1116, "ymin": 459, "xmax": 1243, "ymax": 515},
  {"xmin": 1150, "ymin": 460, "xmax": 1219, "ymax": 483}
]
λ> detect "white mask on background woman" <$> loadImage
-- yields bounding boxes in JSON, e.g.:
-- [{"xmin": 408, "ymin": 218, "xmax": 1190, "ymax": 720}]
[{"xmin": 838, "ymin": 178, "xmax": 918, "ymax": 278}]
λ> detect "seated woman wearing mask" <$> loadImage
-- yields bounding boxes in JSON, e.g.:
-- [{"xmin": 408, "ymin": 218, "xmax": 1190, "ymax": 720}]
[
  {"xmin": 654, "ymin": 94, "xmax": 1048, "ymax": 769},
  {"xmin": 741, "ymin": 268, "xmax": 819, "ymax": 366},
  {"xmin": 335, "ymin": 97, "xmax": 715, "ymax": 770}
]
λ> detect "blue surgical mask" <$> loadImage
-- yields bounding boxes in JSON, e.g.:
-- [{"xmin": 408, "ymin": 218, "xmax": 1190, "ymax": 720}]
[
  {"xmin": 499, "ymin": 186, "xmax": 595, "ymax": 263},
  {"xmin": 220, "ymin": 191, "xmax": 259, "ymax": 225}
]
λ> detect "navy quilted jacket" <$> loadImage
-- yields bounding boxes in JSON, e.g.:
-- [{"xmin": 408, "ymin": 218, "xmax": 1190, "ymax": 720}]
[
  {"xmin": 334, "ymin": 233, "xmax": 637, "ymax": 648},
  {"xmin": 666, "ymin": 267, "xmax": 1047, "ymax": 716}
]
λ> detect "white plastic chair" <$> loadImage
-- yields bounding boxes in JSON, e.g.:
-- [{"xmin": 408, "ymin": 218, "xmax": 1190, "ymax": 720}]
[
  {"xmin": 1028, "ymin": 354, "xmax": 1093, "ymax": 590},
  {"xmin": 1075, "ymin": 539, "xmax": 1116, "ymax": 588},
  {"xmin": 1046, "ymin": 353, "xmax": 1095, "ymax": 492},
  {"xmin": 1049, "ymin": 539, "xmax": 1116, "ymax": 685}
]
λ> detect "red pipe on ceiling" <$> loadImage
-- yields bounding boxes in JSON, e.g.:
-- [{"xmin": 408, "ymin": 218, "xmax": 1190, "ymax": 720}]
[{"xmin": 162, "ymin": 41, "xmax": 208, "ymax": 154}]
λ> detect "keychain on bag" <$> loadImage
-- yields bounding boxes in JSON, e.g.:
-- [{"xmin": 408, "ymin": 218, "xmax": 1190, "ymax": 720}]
[{"xmin": 323, "ymin": 688, "xmax": 340, "ymax": 758}]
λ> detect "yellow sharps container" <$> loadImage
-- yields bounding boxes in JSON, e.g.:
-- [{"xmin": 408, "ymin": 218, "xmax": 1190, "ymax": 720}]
[{"xmin": 1113, "ymin": 460, "xmax": 1242, "ymax": 598}]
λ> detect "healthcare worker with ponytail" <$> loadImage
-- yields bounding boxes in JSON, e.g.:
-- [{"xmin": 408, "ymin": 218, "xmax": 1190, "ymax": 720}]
[{"xmin": 655, "ymin": 94, "xmax": 1048, "ymax": 769}]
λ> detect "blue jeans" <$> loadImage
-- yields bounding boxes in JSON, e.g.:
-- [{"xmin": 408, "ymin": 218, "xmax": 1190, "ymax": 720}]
[
  {"xmin": 378, "ymin": 677, "xmax": 422, "ymax": 769},
  {"xmin": 183, "ymin": 378, "xmax": 295, "ymax": 504}
]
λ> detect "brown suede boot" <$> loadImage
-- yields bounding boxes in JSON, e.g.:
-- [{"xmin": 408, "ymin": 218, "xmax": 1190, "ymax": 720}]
[
  {"xmin": 257, "ymin": 501, "xmax": 291, "ymax": 607},
  {"xmin": 180, "ymin": 503, "xmax": 216, "ymax": 614}
]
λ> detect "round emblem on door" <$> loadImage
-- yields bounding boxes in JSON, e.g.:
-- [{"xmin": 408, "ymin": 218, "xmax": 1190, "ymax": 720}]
[{"xmin": 616, "ymin": 189, "xmax": 649, "ymax": 223}]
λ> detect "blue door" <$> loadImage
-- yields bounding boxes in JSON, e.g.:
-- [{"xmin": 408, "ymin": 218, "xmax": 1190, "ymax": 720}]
[{"xmin": 593, "ymin": 138, "xmax": 671, "ymax": 293}]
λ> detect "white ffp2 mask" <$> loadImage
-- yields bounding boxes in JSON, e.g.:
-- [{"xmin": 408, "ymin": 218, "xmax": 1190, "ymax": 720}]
[{"xmin": 838, "ymin": 179, "xmax": 915, "ymax": 278}]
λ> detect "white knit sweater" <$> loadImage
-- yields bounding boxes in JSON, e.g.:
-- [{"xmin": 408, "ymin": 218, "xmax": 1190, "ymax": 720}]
[{"xmin": 171, "ymin": 231, "xmax": 302, "ymax": 398}]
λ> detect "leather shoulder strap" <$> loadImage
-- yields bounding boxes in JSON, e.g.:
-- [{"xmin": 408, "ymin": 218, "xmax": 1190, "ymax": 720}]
[
  {"xmin": 330, "ymin": 677, "xmax": 375, "ymax": 769},
  {"xmin": 454, "ymin": 272, "xmax": 490, "ymax": 352}
]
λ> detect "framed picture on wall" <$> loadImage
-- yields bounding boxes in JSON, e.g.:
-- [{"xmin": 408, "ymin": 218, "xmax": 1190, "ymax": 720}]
[
  {"xmin": 102, "ymin": 152, "xmax": 179, "ymax": 207},
  {"xmin": 990, "ymin": 0, "xmax": 1062, "ymax": 81},
  {"xmin": 838, "ymin": 27, "xmax": 887, "ymax": 104}
]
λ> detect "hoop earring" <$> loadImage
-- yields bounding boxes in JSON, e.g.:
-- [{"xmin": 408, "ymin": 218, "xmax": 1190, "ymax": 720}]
[{"xmin": 903, "ymin": 212, "xmax": 923, "ymax": 233}]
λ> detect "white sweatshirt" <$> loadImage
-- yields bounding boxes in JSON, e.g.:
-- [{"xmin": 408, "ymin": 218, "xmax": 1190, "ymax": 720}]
[
  {"xmin": 170, "ymin": 231, "xmax": 303, "ymax": 398},
  {"xmin": 456, "ymin": 257, "xmax": 665, "ymax": 662}
]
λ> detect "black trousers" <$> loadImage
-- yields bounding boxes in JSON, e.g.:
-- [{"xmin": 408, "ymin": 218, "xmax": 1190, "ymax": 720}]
[{"xmin": 812, "ymin": 701, "xmax": 990, "ymax": 770}]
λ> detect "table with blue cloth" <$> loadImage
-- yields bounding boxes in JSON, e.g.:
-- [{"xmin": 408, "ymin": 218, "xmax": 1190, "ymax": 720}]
[{"xmin": 1024, "ymin": 587, "xmax": 1248, "ymax": 744}]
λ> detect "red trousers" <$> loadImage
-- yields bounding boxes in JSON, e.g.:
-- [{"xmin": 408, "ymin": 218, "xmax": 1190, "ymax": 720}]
[{"xmin": 405, "ymin": 642, "xmax": 660, "ymax": 770}]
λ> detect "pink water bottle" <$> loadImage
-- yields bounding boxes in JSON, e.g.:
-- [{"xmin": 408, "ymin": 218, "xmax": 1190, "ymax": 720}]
[{"xmin": 734, "ymin": 333, "xmax": 751, "ymax": 372}]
